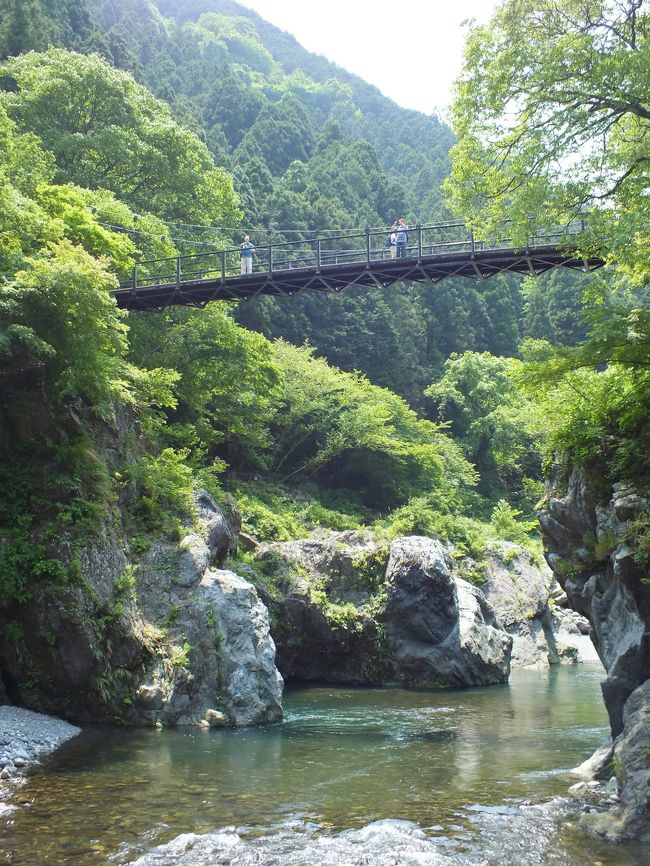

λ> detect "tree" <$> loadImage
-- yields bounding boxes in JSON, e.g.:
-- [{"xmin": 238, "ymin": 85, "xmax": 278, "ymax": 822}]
[
  {"xmin": 446, "ymin": 0, "xmax": 650, "ymax": 281},
  {"xmin": 446, "ymin": 0, "xmax": 650, "ymax": 484},
  {"xmin": 125, "ymin": 304, "xmax": 279, "ymax": 468},
  {"xmin": 425, "ymin": 351, "xmax": 545, "ymax": 510},
  {"xmin": 0, "ymin": 48, "xmax": 241, "ymax": 225},
  {"xmin": 0, "ymin": 240, "xmax": 128, "ymax": 416},
  {"xmin": 269, "ymin": 341, "xmax": 476, "ymax": 510},
  {"xmin": 0, "ymin": 0, "xmax": 107, "ymax": 60}
]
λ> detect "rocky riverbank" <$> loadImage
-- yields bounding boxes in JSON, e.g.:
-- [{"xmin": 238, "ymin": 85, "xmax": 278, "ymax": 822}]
[
  {"xmin": 539, "ymin": 472, "xmax": 650, "ymax": 843},
  {"xmin": 0, "ymin": 706, "xmax": 80, "ymax": 780}
]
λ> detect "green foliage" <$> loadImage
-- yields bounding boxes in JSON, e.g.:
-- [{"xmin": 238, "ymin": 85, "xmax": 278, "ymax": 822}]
[
  {"xmin": 0, "ymin": 429, "xmax": 119, "ymax": 606},
  {"xmin": 127, "ymin": 448, "xmax": 197, "ymax": 534},
  {"xmin": 623, "ymin": 510, "xmax": 650, "ymax": 574},
  {"xmin": 234, "ymin": 485, "xmax": 301, "ymax": 542},
  {"xmin": 350, "ymin": 547, "xmax": 389, "ymax": 593},
  {"xmin": 230, "ymin": 479, "xmax": 368, "ymax": 542},
  {"xmin": 170, "ymin": 642, "xmax": 192, "ymax": 669},
  {"xmin": 425, "ymin": 351, "xmax": 545, "ymax": 511},
  {"xmin": 444, "ymin": 1, "xmax": 650, "ymax": 495},
  {"xmin": 115, "ymin": 564, "xmax": 138, "ymax": 597},
  {"xmin": 36, "ymin": 184, "xmax": 137, "ymax": 277},
  {"xmin": 519, "ymin": 333, "xmax": 650, "ymax": 485},
  {"xmin": 311, "ymin": 592, "xmax": 364, "ymax": 633},
  {"xmin": 1, "ymin": 239, "xmax": 129, "ymax": 415},
  {"xmin": 378, "ymin": 496, "xmax": 490, "ymax": 559},
  {"xmin": 0, "ymin": 0, "xmax": 107, "ymax": 59},
  {"xmin": 446, "ymin": 0, "xmax": 650, "ymax": 275},
  {"xmin": 269, "ymin": 341, "xmax": 475, "ymax": 510},
  {"xmin": 126, "ymin": 304, "xmax": 279, "ymax": 464},
  {"xmin": 489, "ymin": 500, "xmax": 538, "ymax": 547},
  {"xmin": 0, "ymin": 48, "xmax": 241, "ymax": 225}
]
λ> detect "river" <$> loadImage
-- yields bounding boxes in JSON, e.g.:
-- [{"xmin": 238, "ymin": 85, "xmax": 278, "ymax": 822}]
[{"xmin": 1, "ymin": 662, "xmax": 647, "ymax": 865}]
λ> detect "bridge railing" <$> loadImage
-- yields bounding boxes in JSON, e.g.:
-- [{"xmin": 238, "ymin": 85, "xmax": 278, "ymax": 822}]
[{"xmin": 122, "ymin": 219, "xmax": 587, "ymax": 291}]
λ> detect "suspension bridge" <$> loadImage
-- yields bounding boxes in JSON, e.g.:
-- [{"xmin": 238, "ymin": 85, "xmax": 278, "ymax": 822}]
[{"xmin": 113, "ymin": 220, "xmax": 605, "ymax": 312}]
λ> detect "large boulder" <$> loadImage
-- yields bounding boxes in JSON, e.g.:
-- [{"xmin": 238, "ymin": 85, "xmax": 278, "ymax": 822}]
[
  {"xmin": 253, "ymin": 531, "xmax": 514, "ymax": 688},
  {"xmin": 253, "ymin": 530, "xmax": 388, "ymax": 683},
  {"xmin": 480, "ymin": 543, "xmax": 595, "ymax": 667},
  {"xmin": 0, "ymin": 492, "xmax": 282, "ymax": 729},
  {"xmin": 200, "ymin": 570, "xmax": 283, "ymax": 726},
  {"xmin": 385, "ymin": 537, "xmax": 512, "ymax": 687}
]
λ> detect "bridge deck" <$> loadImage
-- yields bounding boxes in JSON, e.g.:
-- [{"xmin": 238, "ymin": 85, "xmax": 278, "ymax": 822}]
[{"xmin": 113, "ymin": 222, "xmax": 604, "ymax": 311}]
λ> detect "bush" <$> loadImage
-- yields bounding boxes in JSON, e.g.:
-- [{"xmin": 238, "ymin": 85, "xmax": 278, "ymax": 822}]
[{"xmin": 129, "ymin": 448, "xmax": 197, "ymax": 534}]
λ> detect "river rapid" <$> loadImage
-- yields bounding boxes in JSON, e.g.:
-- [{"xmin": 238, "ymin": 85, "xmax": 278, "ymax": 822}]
[{"xmin": 1, "ymin": 662, "xmax": 647, "ymax": 865}]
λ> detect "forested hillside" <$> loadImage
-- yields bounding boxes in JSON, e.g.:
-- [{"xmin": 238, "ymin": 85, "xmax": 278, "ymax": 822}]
[
  {"xmin": 0, "ymin": 0, "xmax": 618, "ymax": 613},
  {"xmin": 1, "ymin": 0, "xmax": 591, "ymax": 404}
]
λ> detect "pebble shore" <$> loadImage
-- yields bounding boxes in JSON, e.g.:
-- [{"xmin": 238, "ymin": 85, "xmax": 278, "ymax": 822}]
[{"xmin": 0, "ymin": 706, "xmax": 80, "ymax": 780}]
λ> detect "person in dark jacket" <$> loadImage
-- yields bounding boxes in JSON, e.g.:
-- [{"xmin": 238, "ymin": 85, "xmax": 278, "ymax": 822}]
[{"xmin": 394, "ymin": 218, "xmax": 408, "ymax": 258}]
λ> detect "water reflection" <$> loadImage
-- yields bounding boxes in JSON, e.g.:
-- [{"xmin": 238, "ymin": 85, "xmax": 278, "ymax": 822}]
[{"xmin": 1, "ymin": 662, "xmax": 645, "ymax": 866}]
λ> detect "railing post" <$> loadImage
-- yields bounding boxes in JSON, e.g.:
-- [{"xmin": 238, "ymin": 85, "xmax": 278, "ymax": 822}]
[
  {"xmin": 221, "ymin": 250, "xmax": 225, "ymax": 283},
  {"xmin": 176, "ymin": 256, "xmax": 181, "ymax": 288},
  {"xmin": 268, "ymin": 242, "xmax": 273, "ymax": 275},
  {"xmin": 365, "ymin": 226, "xmax": 371, "ymax": 263},
  {"xmin": 470, "ymin": 229, "xmax": 475, "ymax": 254},
  {"xmin": 417, "ymin": 223, "xmax": 422, "ymax": 261},
  {"xmin": 132, "ymin": 264, "xmax": 137, "ymax": 290},
  {"xmin": 316, "ymin": 234, "xmax": 322, "ymax": 272}
]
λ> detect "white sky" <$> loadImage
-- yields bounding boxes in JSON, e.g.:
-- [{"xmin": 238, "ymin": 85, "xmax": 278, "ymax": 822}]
[{"xmin": 236, "ymin": 0, "xmax": 501, "ymax": 116}]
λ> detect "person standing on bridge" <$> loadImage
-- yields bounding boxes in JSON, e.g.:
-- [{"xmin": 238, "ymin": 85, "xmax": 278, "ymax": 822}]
[
  {"xmin": 395, "ymin": 218, "xmax": 408, "ymax": 258},
  {"xmin": 240, "ymin": 235, "xmax": 255, "ymax": 275},
  {"xmin": 389, "ymin": 221, "xmax": 398, "ymax": 258}
]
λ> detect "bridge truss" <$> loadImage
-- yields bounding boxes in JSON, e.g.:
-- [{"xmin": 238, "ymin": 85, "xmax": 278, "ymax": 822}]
[{"xmin": 113, "ymin": 221, "xmax": 605, "ymax": 312}]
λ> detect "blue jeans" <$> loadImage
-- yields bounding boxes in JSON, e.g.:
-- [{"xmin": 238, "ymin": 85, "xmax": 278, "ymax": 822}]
[{"xmin": 396, "ymin": 243, "xmax": 406, "ymax": 258}]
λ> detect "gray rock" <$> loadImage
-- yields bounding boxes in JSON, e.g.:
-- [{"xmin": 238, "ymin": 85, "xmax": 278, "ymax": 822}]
[
  {"xmin": 539, "ymin": 471, "xmax": 649, "ymax": 737},
  {"xmin": 196, "ymin": 489, "xmax": 240, "ymax": 567},
  {"xmin": 135, "ymin": 684, "xmax": 164, "ymax": 712},
  {"xmin": 204, "ymin": 709, "xmax": 227, "ymax": 727},
  {"xmin": 254, "ymin": 530, "xmax": 389, "ymax": 684},
  {"xmin": 479, "ymin": 544, "xmax": 596, "ymax": 668},
  {"xmin": 0, "ymin": 706, "xmax": 80, "ymax": 773},
  {"xmin": 611, "ymin": 679, "xmax": 650, "ymax": 841},
  {"xmin": 201, "ymin": 570, "xmax": 283, "ymax": 726},
  {"xmin": 385, "ymin": 537, "xmax": 511, "ymax": 687},
  {"xmin": 540, "ymin": 470, "xmax": 650, "ymax": 842},
  {"xmin": 481, "ymin": 543, "xmax": 552, "ymax": 627},
  {"xmin": 176, "ymin": 534, "xmax": 210, "ymax": 587}
]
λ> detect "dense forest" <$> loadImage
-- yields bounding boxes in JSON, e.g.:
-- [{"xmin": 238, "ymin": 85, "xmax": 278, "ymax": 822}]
[{"xmin": 0, "ymin": 0, "xmax": 648, "ymax": 609}]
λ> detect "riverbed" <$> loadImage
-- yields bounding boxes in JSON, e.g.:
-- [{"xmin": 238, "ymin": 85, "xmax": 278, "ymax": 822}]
[{"xmin": 1, "ymin": 662, "xmax": 647, "ymax": 865}]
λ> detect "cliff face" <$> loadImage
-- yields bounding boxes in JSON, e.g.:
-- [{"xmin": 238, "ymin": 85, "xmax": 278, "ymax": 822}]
[
  {"xmin": 251, "ymin": 529, "xmax": 590, "ymax": 687},
  {"xmin": 539, "ymin": 471, "xmax": 650, "ymax": 841},
  {"xmin": 0, "ymin": 488, "xmax": 283, "ymax": 729}
]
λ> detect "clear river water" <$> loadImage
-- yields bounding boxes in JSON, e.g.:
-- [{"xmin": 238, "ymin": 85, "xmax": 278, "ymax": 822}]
[{"xmin": 1, "ymin": 662, "xmax": 648, "ymax": 866}]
